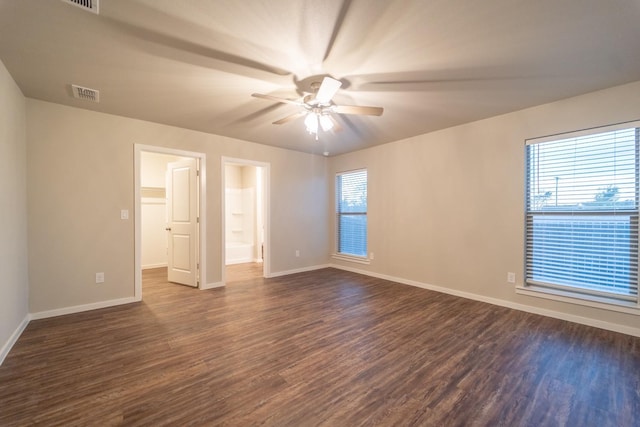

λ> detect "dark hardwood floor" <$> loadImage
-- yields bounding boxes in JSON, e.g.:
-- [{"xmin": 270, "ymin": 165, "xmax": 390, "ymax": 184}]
[{"xmin": 1, "ymin": 267, "xmax": 639, "ymax": 426}]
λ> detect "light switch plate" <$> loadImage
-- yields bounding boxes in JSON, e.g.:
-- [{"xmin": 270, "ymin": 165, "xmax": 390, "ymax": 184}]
[{"xmin": 121, "ymin": 209, "xmax": 129, "ymax": 220}]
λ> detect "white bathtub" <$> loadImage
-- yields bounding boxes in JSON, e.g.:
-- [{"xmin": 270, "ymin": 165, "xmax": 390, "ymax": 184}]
[{"xmin": 226, "ymin": 242, "xmax": 254, "ymax": 265}]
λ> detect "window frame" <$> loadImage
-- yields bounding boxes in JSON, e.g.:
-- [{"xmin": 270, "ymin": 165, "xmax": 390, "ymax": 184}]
[
  {"xmin": 334, "ymin": 168, "xmax": 369, "ymax": 263},
  {"xmin": 520, "ymin": 121, "xmax": 640, "ymax": 313}
]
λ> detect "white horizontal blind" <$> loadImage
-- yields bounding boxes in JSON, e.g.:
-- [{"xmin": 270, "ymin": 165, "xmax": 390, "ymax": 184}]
[
  {"xmin": 525, "ymin": 123, "xmax": 639, "ymax": 302},
  {"xmin": 336, "ymin": 169, "xmax": 367, "ymax": 257}
]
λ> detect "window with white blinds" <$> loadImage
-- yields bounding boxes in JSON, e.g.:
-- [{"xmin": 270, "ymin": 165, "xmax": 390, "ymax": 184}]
[
  {"xmin": 336, "ymin": 169, "xmax": 367, "ymax": 257},
  {"xmin": 525, "ymin": 122, "xmax": 640, "ymax": 303}
]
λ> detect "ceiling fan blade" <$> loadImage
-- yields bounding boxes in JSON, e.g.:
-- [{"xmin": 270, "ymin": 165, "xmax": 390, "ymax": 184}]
[
  {"xmin": 343, "ymin": 69, "xmax": 529, "ymax": 93},
  {"xmin": 252, "ymin": 93, "xmax": 304, "ymax": 106},
  {"xmin": 334, "ymin": 105, "xmax": 384, "ymax": 116},
  {"xmin": 329, "ymin": 115, "xmax": 343, "ymax": 132},
  {"xmin": 273, "ymin": 112, "xmax": 307, "ymax": 125},
  {"xmin": 102, "ymin": 3, "xmax": 292, "ymax": 79},
  {"xmin": 315, "ymin": 77, "xmax": 342, "ymax": 104},
  {"xmin": 238, "ymin": 103, "xmax": 284, "ymax": 123},
  {"xmin": 322, "ymin": 0, "xmax": 352, "ymax": 61}
]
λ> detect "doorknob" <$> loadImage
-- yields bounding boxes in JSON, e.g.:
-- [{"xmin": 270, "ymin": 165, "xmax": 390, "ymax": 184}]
[{"xmin": 165, "ymin": 227, "xmax": 172, "ymax": 231}]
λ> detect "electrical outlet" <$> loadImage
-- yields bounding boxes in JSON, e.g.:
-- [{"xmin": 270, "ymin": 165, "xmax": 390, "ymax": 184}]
[
  {"xmin": 507, "ymin": 272, "xmax": 516, "ymax": 283},
  {"xmin": 370, "ymin": 252, "xmax": 375, "ymax": 260},
  {"xmin": 295, "ymin": 250, "xmax": 300, "ymax": 257},
  {"xmin": 96, "ymin": 272, "xmax": 105, "ymax": 284}
]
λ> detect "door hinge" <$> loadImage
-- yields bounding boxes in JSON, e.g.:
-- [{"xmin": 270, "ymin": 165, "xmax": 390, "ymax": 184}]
[
  {"xmin": 196, "ymin": 169, "xmax": 200, "ymax": 177},
  {"xmin": 197, "ymin": 217, "xmax": 200, "ymax": 223}
]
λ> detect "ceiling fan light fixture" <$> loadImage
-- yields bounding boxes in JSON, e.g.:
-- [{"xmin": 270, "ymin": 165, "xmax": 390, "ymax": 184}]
[
  {"xmin": 252, "ymin": 75, "xmax": 382, "ymax": 141},
  {"xmin": 304, "ymin": 112, "xmax": 318, "ymax": 135},
  {"xmin": 319, "ymin": 114, "xmax": 334, "ymax": 132}
]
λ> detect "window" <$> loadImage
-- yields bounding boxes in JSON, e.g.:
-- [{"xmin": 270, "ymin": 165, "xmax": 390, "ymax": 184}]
[
  {"xmin": 525, "ymin": 122, "xmax": 639, "ymax": 305},
  {"xmin": 336, "ymin": 169, "xmax": 367, "ymax": 257}
]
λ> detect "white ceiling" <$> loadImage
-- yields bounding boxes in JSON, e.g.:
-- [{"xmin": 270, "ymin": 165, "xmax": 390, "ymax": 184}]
[{"xmin": 2, "ymin": 0, "xmax": 640, "ymax": 156}]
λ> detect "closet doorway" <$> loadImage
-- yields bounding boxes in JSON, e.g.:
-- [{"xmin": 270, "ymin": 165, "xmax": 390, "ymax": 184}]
[{"xmin": 134, "ymin": 145, "xmax": 206, "ymax": 300}]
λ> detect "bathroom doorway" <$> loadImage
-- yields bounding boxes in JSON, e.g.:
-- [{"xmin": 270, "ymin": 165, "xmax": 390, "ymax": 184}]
[{"xmin": 222, "ymin": 158, "xmax": 270, "ymax": 284}]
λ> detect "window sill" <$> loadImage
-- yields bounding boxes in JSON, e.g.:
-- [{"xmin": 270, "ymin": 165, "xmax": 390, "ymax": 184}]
[
  {"xmin": 516, "ymin": 285, "xmax": 640, "ymax": 316},
  {"xmin": 332, "ymin": 253, "xmax": 370, "ymax": 265}
]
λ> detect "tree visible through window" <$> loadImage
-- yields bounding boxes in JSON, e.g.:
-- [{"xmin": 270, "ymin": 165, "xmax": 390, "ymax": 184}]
[
  {"xmin": 336, "ymin": 169, "xmax": 367, "ymax": 257},
  {"xmin": 525, "ymin": 124, "xmax": 639, "ymax": 303}
]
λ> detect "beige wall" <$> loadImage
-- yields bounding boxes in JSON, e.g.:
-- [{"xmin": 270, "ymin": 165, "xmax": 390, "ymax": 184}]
[
  {"xmin": 329, "ymin": 80, "xmax": 640, "ymax": 334},
  {"xmin": 0, "ymin": 59, "xmax": 28, "ymax": 356},
  {"xmin": 27, "ymin": 99, "xmax": 329, "ymax": 313}
]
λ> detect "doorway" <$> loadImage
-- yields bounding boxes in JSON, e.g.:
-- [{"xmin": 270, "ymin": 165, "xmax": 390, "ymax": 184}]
[
  {"xmin": 222, "ymin": 157, "xmax": 270, "ymax": 284},
  {"xmin": 134, "ymin": 145, "xmax": 206, "ymax": 300}
]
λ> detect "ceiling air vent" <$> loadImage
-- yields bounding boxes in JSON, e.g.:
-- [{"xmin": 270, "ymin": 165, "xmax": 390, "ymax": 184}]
[
  {"xmin": 71, "ymin": 84, "xmax": 100, "ymax": 103},
  {"xmin": 61, "ymin": 0, "xmax": 99, "ymax": 14}
]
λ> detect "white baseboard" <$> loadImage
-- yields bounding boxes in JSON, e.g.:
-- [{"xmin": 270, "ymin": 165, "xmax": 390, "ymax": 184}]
[
  {"xmin": 200, "ymin": 281, "xmax": 224, "ymax": 290},
  {"xmin": 330, "ymin": 263, "xmax": 640, "ymax": 338},
  {"xmin": 30, "ymin": 297, "xmax": 138, "ymax": 320},
  {"xmin": 142, "ymin": 263, "xmax": 167, "ymax": 270},
  {"xmin": 266, "ymin": 264, "xmax": 330, "ymax": 278},
  {"xmin": 0, "ymin": 314, "xmax": 30, "ymax": 366}
]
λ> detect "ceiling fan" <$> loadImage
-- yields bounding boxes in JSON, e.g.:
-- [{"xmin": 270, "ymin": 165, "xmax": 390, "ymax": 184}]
[{"xmin": 251, "ymin": 76, "xmax": 384, "ymax": 139}]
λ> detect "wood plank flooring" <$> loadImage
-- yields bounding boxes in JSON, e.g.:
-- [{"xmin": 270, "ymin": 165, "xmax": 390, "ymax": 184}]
[
  {"xmin": 1, "ymin": 266, "xmax": 639, "ymax": 426},
  {"xmin": 226, "ymin": 262, "xmax": 264, "ymax": 283}
]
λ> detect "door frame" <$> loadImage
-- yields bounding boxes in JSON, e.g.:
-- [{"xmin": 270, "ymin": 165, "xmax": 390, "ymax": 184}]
[
  {"xmin": 134, "ymin": 144, "xmax": 207, "ymax": 300},
  {"xmin": 221, "ymin": 157, "xmax": 271, "ymax": 284}
]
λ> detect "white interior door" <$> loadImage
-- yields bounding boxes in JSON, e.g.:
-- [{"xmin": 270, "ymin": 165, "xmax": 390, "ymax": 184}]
[{"xmin": 166, "ymin": 158, "xmax": 198, "ymax": 287}]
